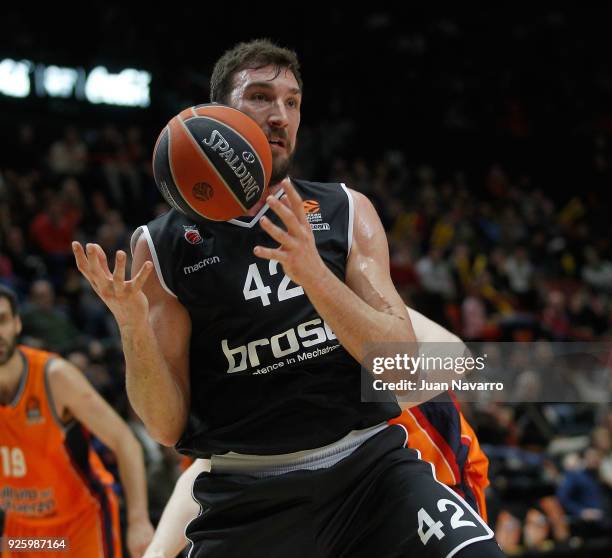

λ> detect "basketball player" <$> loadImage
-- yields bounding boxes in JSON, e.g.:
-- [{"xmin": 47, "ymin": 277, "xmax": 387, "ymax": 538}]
[
  {"xmin": 73, "ymin": 40, "xmax": 504, "ymax": 557},
  {"xmin": 0, "ymin": 285, "xmax": 154, "ymax": 557},
  {"xmin": 141, "ymin": 307, "xmax": 490, "ymax": 558}
]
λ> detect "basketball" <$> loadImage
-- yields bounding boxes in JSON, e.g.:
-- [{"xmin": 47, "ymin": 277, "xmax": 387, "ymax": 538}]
[{"xmin": 152, "ymin": 104, "xmax": 273, "ymax": 221}]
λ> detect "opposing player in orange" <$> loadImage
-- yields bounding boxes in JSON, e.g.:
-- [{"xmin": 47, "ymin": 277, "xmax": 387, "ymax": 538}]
[{"xmin": 0, "ymin": 285, "xmax": 154, "ymax": 557}]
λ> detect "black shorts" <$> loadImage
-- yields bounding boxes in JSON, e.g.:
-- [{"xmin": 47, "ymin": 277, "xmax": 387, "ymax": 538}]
[{"xmin": 187, "ymin": 425, "xmax": 499, "ymax": 558}]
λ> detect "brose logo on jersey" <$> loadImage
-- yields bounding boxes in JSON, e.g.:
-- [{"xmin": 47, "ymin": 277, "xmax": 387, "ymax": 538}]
[{"xmin": 222, "ymin": 317, "xmax": 337, "ymax": 373}]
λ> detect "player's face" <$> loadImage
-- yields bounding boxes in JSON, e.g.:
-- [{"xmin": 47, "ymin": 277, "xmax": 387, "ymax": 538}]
[
  {"xmin": 229, "ymin": 65, "xmax": 301, "ymax": 185},
  {"xmin": 0, "ymin": 298, "xmax": 20, "ymax": 366}
]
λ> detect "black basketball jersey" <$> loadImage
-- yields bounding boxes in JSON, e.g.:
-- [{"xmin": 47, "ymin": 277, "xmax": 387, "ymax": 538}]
[{"xmin": 139, "ymin": 179, "xmax": 400, "ymax": 457}]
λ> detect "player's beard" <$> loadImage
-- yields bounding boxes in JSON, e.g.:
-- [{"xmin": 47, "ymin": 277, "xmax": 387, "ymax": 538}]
[
  {"xmin": 270, "ymin": 150, "xmax": 295, "ymax": 185},
  {"xmin": 0, "ymin": 333, "xmax": 18, "ymax": 366}
]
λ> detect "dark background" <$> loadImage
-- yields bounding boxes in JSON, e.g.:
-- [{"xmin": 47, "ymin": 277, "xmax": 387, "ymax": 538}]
[{"xmin": 3, "ymin": 6, "xmax": 612, "ymax": 192}]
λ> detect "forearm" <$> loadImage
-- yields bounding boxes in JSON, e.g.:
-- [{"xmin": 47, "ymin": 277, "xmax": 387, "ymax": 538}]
[
  {"xmin": 303, "ymin": 264, "xmax": 414, "ymax": 363},
  {"xmin": 115, "ymin": 431, "xmax": 150, "ymax": 523},
  {"xmin": 121, "ymin": 323, "xmax": 188, "ymax": 445}
]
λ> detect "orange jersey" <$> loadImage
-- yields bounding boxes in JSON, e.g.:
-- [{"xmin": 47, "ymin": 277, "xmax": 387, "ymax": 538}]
[
  {"xmin": 0, "ymin": 346, "xmax": 121, "ymax": 557},
  {"xmin": 390, "ymin": 392, "xmax": 490, "ymax": 521}
]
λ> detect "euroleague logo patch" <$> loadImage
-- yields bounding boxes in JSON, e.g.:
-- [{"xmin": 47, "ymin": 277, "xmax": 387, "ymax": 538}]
[
  {"xmin": 302, "ymin": 199, "xmax": 330, "ymax": 231},
  {"xmin": 303, "ymin": 200, "xmax": 320, "ymax": 214},
  {"xmin": 183, "ymin": 225, "xmax": 203, "ymax": 245}
]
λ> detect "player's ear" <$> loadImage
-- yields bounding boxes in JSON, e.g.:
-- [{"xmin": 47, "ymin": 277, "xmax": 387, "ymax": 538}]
[{"xmin": 15, "ymin": 315, "xmax": 22, "ymax": 336}]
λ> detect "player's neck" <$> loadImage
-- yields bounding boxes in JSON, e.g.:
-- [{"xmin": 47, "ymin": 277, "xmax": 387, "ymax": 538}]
[
  {"xmin": 0, "ymin": 349, "xmax": 24, "ymax": 406},
  {"xmin": 243, "ymin": 178, "xmax": 290, "ymax": 217}
]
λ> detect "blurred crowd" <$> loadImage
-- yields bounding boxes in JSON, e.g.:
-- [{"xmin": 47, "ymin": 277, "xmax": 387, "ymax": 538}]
[{"xmin": 330, "ymin": 154, "xmax": 612, "ymax": 555}]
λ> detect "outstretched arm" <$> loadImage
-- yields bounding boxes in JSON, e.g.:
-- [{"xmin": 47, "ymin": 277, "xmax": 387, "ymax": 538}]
[{"xmin": 72, "ymin": 239, "xmax": 191, "ymax": 446}]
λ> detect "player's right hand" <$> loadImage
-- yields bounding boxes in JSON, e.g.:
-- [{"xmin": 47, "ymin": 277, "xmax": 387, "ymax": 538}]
[{"xmin": 72, "ymin": 242, "xmax": 153, "ymax": 328}]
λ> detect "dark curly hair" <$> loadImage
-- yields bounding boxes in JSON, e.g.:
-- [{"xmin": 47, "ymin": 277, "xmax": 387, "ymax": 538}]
[{"xmin": 210, "ymin": 39, "xmax": 303, "ymax": 104}]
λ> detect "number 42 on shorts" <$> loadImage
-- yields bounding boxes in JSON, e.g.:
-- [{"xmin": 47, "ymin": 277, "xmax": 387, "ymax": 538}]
[{"xmin": 417, "ymin": 499, "xmax": 477, "ymax": 545}]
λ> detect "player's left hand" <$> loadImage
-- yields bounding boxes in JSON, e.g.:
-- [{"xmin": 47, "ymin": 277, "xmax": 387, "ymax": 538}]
[
  {"xmin": 127, "ymin": 517, "xmax": 155, "ymax": 558},
  {"xmin": 255, "ymin": 180, "xmax": 326, "ymax": 287}
]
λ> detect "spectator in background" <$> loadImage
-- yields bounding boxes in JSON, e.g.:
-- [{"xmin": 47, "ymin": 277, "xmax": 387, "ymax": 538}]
[
  {"xmin": 450, "ymin": 243, "xmax": 474, "ymax": 294},
  {"xmin": 59, "ymin": 176, "xmax": 85, "ymax": 218},
  {"xmin": 0, "ymin": 251, "xmax": 13, "ymax": 288},
  {"xmin": 62, "ymin": 267, "xmax": 119, "ymax": 343},
  {"xmin": 91, "ymin": 124, "xmax": 142, "ymax": 215},
  {"xmin": 3, "ymin": 227, "xmax": 46, "ymax": 295},
  {"xmin": 569, "ymin": 289, "xmax": 600, "ymax": 340},
  {"xmin": 29, "ymin": 193, "xmax": 81, "ymax": 286},
  {"xmin": 8, "ymin": 124, "xmax": 42, "ymax": 172},
  {"xmin": 3, "ymin": 173, "xmax": 39, "ymax": 232},
  {"xmin": 522, "ymin": 508, "xmax": 551, "ymax": 551},
  {"xmin": 499, "ymin": 207, "xmax": 527, "ymax": 245},
  {"xmin": 541, "ymin": 290, "xmax": 572, "ymax": 340},
  {"xmin": 48, "ymin": 126, "xmax": 88, "ymax": 176},
  {"xmin": 504, "ymin": 245, "xmax": 535, "ymax": 306},
  {"xmin": 90, "ymin": 124, "xmax": 123, "ymax": 206},
  {"xmin": 477, "ymin": 203, "xmax": 501, "ymax": 244},
  {"xmin": 416, "ymin": 247, "xmax": 456, "ymax": 299},
  {"xmin": 20, "ymin": 279, "xmax": 82, "ymax": 353},
  {"xmin": 115, "ymin": 126, "xmax": 145, "ymax": 221},
  {"xmin": 557, "ymin": 449, "xmax": 606, "ymax": 521},
  {"xmin": 415, "ymin": 247, "xmax": 456, "ymax": 328},
  {"xmin": 582, "ymin": 246, "xmax": 612, "ymax": 294},
  {"xmin": 96, "ymin": 210, "xmax": 129, "ymax": 254},
  {"xmin": 462, "ymin": 293, "xmax": 488, "ymax": 340},
  {"xmin": 591, "ymin": 426, "xmax": 612, "ymax": 489}
]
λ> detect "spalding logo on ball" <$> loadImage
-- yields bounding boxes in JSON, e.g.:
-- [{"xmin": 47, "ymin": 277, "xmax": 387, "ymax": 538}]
[{"xmin": 152, "ymin": 104, "xmax": 273, "ymax": 221}]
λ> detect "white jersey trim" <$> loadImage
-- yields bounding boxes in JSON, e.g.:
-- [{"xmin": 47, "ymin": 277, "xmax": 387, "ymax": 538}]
[
  {"xmin": 227, "ymin": 186, "xmax": 285, "ymax": 228},
  {"xmin": 140, "ymin": 225, "xmax": 178, "ymax": 299},
  {"xmin": 43, "ymin": 357, "xmax": 66, "ymax": 431},
  {"xmin": 10, "ymin": 350, "xmax": 29, "ymax": 407},
  {"xmin": 340, "ymin": 183, "xmax": 354, "ymax": 259},
  {"xmin": 129, "ymin": 226, "xmax": 144, "ymax": 258},
  {"xmin": 186, "ymin": 474, "xmax": 203, "ymax": 558}
]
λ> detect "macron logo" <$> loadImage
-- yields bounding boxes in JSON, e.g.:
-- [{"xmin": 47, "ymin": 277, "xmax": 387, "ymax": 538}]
[{"xmin": 183, "ymin": 256, "xmax": 221, "ymax": 275}]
